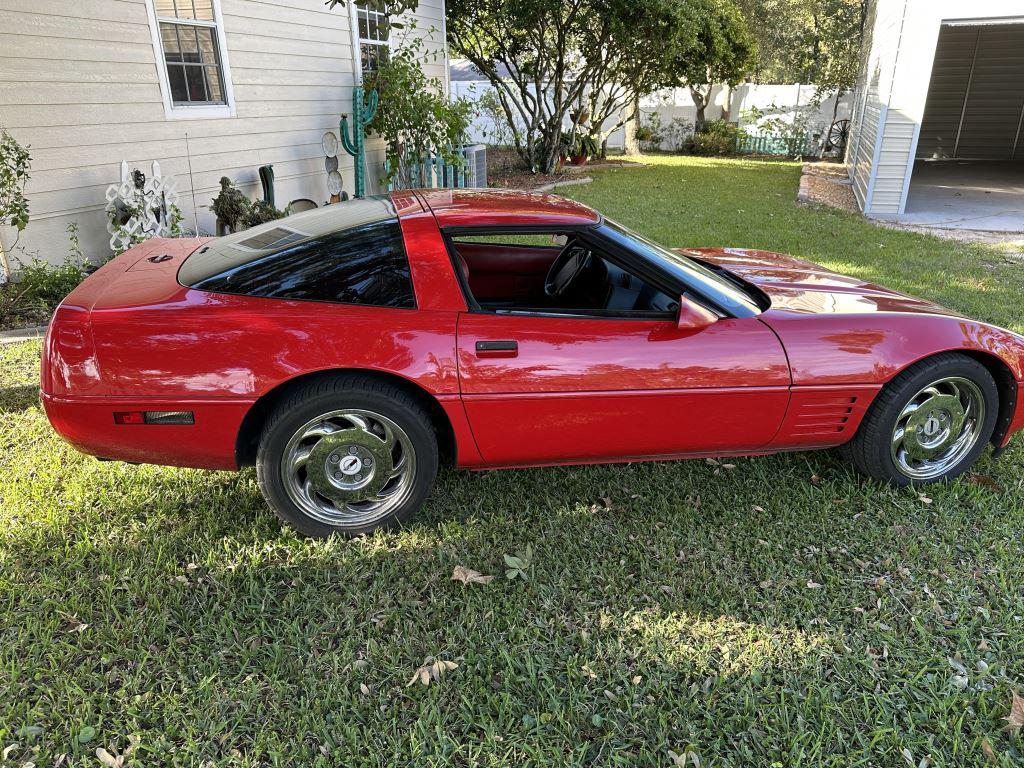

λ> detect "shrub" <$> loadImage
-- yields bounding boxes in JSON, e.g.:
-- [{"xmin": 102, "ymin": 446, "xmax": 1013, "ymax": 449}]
[
  {"xmin": 241, "ymin": 199, "xmax": 289, "ymax": 229},
  {"xmin": 682, "ymin": 120, "xmax": 742, "ymax": 156},
  {"xmin": 635, "ymin": 112, "xmax": 664, "ymax": 152},
  {"xmin": 16, "ymin": 256, "xmax": 84, "ymax": 309},
  {"xmin": 1, "ymin": 125, "xmax": 32, "ymax": 280},
  {"xmin": 367, "ymin": 32, "xmax": 473, "ymax": 185},
  {"xmin": 476, "ymin": 89, "xmax": 516, "ymax": 148},
  {"xmin": 664, "ymin": 117, "xmax": 695, "ymax": 153}
]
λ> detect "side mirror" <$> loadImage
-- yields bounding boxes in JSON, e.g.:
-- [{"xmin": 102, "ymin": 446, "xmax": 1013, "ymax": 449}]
[{"xmin": 677, "ymin": 295, "xmax": 718, "ymax": 331}]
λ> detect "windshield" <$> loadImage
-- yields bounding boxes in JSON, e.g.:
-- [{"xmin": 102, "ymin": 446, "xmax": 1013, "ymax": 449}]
[{"xmin": 599, "ymin": 218, "xmax": 762, "ymax": 317}]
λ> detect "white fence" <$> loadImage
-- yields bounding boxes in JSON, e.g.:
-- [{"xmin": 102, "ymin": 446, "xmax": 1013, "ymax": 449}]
[{"xmin": 451, "ymin": 79, "xmax": 853, "ymax": 151}]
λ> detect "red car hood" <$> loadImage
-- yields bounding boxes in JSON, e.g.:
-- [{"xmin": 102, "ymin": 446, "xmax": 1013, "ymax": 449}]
[{"xmin": 679, "ymin": 247, "xmax": 965, "ymax": 318}]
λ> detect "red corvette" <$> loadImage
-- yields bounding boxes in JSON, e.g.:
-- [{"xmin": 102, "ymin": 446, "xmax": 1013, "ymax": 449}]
[{"xmin": 42, "ymin": 190, "xmax": 1024, "ymax": 536}]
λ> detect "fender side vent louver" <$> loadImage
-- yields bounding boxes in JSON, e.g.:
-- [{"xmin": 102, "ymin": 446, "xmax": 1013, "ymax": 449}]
[{"xmin": 790, "ymin": 396, "xmax": 858, "ymax": 436}]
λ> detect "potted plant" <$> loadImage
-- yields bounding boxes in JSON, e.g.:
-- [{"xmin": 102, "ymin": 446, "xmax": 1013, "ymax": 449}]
[{"xmin": 569, "ymin": 134, "xmax": 599, "ymax": 166}]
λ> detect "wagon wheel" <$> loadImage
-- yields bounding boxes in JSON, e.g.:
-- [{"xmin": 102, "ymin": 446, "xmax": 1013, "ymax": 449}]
[{"xmin": 825, "ymin": 119, "xmax": 851, "ymax": 155}]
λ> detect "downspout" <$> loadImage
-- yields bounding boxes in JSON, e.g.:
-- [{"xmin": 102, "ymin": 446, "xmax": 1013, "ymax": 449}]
[{"xmin": 441, "ymin": 0, "xmax": 450, "ymax": 97}]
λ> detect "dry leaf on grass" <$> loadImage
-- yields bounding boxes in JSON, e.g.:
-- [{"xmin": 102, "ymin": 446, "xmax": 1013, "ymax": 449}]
[
  {"xmin": 406, "ymin": 657, "xmax": 459, "ymax": 687},
  {"xmin": 57, "ymin": 612, "xmax": 88, "ymax": 633},
  {"xmin": 981, "ymin": 738, "xmax": 998, "ymax": 764},
  {"xmin": 96, "ymin": 747, "xmax": 124, "ymax": 768},
  {"xmin": 969, "ymin": 473, "xmax": 1003, "ymax": 493},
  {"xmin": 1004, "ymin": 689, "xmax": 1024, "ymax": 734},
  {"xmin": 451, "ymin": 565, "xmax": 494, "ymax": 586}
]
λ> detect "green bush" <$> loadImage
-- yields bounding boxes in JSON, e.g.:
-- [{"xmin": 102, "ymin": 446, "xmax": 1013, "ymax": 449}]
[
  {"xmin": 240, "ymin": 199, "xmax": 289, "ymax": 229},
  {"xmin": 16, "ymin": 256, "xmax": 84, "ymax": 308},
  {"xmin": 682, "ymin": 120, "xmax": 742, "ymax": 156}
]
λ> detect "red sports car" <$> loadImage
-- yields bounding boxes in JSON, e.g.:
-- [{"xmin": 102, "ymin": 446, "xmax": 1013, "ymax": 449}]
[{"xmin": 42, "ymin": 190, "xmax": 1024, "ymax": 536}]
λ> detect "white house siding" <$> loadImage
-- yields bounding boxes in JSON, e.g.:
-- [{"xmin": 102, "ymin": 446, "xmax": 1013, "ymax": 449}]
[
  {"xmin": 846, "ymin": 0, "xmax": 877, "ymax": 207},
  {"xmin": 848, "ymin": 0, "xmax": 1024, "ymax": 217},
  {"xmin": 848, "ymin": 0, "xmax": 908, "ymax": 214},
  {"xmin": 0, "ymin": 0, "xmax": 448, "ymax": 265}
]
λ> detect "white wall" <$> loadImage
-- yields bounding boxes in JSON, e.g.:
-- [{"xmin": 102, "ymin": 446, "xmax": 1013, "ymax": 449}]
[
  {"xmin": 453, "ymin": 76, "xmax": 851, "ymax": 151},
  {"xmin": 0, "ymin": 0, "xmax": 448, "ymax": 266}
]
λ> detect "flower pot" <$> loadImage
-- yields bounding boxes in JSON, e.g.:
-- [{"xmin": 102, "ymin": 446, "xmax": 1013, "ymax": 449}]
[{"xmin": 570, "ymin": 155, "xmax": 589, "ymax": 167}]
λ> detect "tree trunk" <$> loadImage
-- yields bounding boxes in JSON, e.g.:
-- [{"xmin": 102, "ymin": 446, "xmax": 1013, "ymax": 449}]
[
  {"xmin": 690, "ymin": 87, "xmax": 708, "ymax": 132},
  {"xmin": 721, "ymin": 84, "xmax": 734, "ymax": 123},
  {"xmin": 0, "ymin": 232, "xmax": 12, "ymax": 282},
  {"xmin": 623, "ymin": 96, "xmax": 640, "ymax": 156}
]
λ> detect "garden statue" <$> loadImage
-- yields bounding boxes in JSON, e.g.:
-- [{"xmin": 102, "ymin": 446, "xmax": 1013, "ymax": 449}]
[{"xmin": 210, "ymin": 176, "xmax": 248, "ymax": 235}]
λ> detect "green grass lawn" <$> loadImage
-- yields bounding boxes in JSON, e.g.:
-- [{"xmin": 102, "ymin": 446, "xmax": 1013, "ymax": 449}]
[{"xmin": 2, "ymin": 155, "xmax": 1023, "ymax": 767}]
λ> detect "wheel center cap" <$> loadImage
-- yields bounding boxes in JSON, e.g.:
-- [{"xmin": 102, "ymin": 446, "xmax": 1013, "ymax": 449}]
[
  {"xmin": 303, "ymin": 428, "xmax": 393, "ymax": 503},
  {"xmin": 339, "ymin": 455, "xmax": 363, "ymax": 475},
  {"xmin": 904, "ymin": 394, "xmax": 966, "ymax": 459}
]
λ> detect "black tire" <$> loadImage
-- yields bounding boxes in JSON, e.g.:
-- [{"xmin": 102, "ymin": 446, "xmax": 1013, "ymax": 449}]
[
  {"xmin": 843, "ymin": 352, "xmax": 998, "ymax": 487},
  {"xmin": 256, "ymin": 374, "xmax": 438, "ymax": 538}
]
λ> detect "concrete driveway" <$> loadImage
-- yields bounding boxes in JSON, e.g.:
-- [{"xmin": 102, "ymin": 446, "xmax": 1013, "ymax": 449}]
[{"xmin": 902, "ymin": 160, "xmax": 1024, "ymax": 232}]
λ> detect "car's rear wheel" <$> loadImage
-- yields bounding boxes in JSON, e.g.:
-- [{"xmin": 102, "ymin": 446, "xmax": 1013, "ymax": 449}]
[
  {"xmin": 256, "ymin": 375, "xmax": 438, "ymax": 537},
  {"xmin": 843, "ymin": 353, "xmax": 998, "ymax": 486}
]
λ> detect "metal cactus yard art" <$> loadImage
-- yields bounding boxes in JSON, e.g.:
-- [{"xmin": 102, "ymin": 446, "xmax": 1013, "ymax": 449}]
[{"xmin": 339, "ymin": 86, "xmax": 378, "ymax": 198}]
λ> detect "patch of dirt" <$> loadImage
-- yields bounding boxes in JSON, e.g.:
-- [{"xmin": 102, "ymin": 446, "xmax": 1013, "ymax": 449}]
[
  {"xmin": 486, "ymin": 148, "xmax": 565, "ymax": 190},
  {"xmin": 485, "ymin": 146, "xmax": 641, "ymax": 191},
  {"xmin": 799, "ymin": 161, "xmax": 858, "ymax": 214}
]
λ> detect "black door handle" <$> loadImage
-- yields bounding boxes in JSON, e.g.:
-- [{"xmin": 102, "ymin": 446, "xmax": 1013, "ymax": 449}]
[{"xmin": 475, "ymin": 340, "xmax": 518, "ymax": 358}]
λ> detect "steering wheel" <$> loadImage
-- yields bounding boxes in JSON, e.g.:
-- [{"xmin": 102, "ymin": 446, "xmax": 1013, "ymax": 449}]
[{"xmin": 544, "ymin": 244, "xmax": 593, "ymax": 297}]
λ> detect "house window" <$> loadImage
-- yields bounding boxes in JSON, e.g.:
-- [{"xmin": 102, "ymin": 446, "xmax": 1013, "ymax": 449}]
[
  {"xmin": 356, "ymin": 0, "xmax": 389, "ymax": 75},
  {"xmin": 153, "ymin": 0, "xmax": 229, "ymax": 107}
]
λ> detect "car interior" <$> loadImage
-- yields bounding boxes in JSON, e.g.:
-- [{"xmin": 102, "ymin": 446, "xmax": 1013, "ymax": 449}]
[{"xmin": 448, "ymin": 233, "xmax": 680, "ymax": 316}]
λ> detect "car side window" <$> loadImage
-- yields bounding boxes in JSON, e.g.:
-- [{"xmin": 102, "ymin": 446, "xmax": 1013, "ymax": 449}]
[
  {"xmin": 188, "ymin": 219, "xmax": 415, "ymax": 308},
  {"xmin": 448, "ymin": 228, "xmax": 677, "ymax": 318}
]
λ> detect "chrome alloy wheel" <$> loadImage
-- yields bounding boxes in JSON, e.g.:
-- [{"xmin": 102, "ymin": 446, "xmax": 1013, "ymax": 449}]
[
  {"xmin": 890, "ymin": 376, "xmax": 986, "ymax": 480},
  {"xmin": 281, "ymin": 409, "xmax": 417, "ymax": 527}
]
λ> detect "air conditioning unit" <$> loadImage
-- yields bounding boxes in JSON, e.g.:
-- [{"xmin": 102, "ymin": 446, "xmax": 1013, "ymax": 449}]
[{"xmin": 462, "ymin": 144, "xmax": 488, "ymax": 188}]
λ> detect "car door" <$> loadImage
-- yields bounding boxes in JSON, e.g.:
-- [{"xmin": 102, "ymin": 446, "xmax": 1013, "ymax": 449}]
[{"xmin": 456, "ymin": 312, "xmax": 791, "ymax": 465}]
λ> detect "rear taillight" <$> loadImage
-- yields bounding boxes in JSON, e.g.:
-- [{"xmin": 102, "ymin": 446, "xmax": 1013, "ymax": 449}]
[{"xmin": 114, "ymin": 410, "xmax": 194, "ymax": 425}]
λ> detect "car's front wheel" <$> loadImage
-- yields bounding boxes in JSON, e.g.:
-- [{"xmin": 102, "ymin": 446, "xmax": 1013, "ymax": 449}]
[
  {"xmin": 843, "ymin": 353, "xmax": 999, "ymax": 486},
  {"xmin": 256, "ymin": 375, "xmax": 438, "ymax": 537}
]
